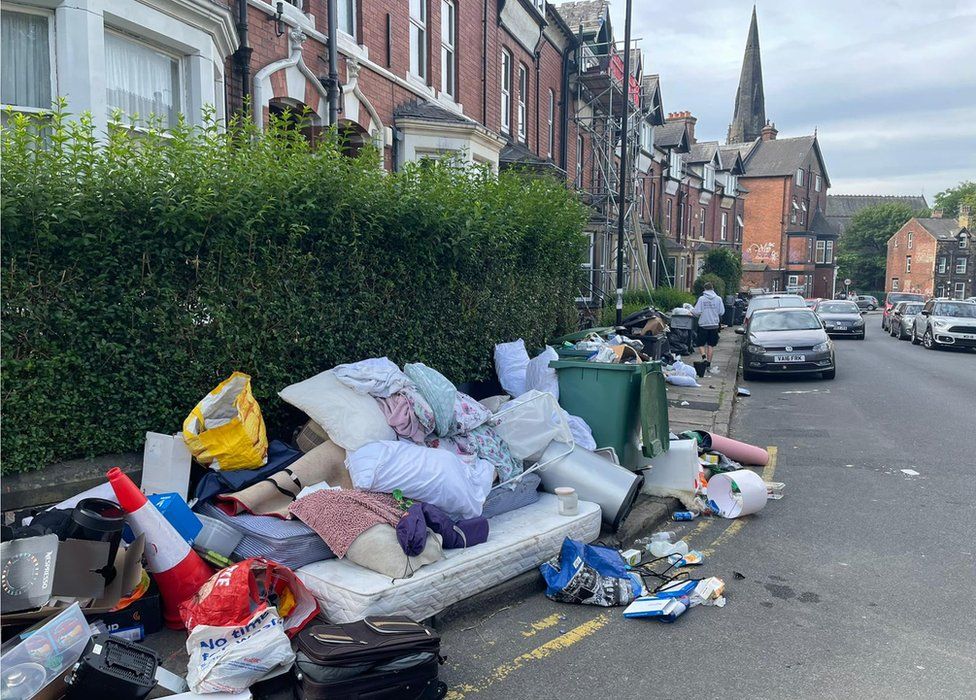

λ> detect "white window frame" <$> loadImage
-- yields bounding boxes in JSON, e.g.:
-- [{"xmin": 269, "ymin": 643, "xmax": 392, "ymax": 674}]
[
  {"xmin": 727, "ymin": 173, "xmax": 737, "ymax": 194},
  {"xmin": 337, "ymin": 0, "xmax": 357, "ymax": 38},
  {"xmin": 533, "ymin": 0, "xmax": 546, "ymax": 12},
  {"xmin": 938, "ymin": 257, "xmax": 947, "ymax": 274},
  {"xmin": 956, "ymin": 257, "xmax": 968, "ymax": 274},
  {"xmin": 669, "ymin": 152, "xmax": 682, "ymax": 180},
  {"xmin": 575, "ymin": 132, "xmax": 583, "ymax": 187},
  {"xmin": 795, "ymin": 168, "xmax": 804, "ymax": 186},
  {"xmin": 104, "ymin": 28, "xmax": 185, "ymax": 130},
  {"xmin": 517, "ymin": 63, "xmax": 527, "ymax": 142},
  {"xmin": 666, "ymin": 198, "xmax": 672, "ymax": 234},
  {"xmin": 439, "ymin": 0, "xmax": 455, "ymax": 99},
  {"xmin": 788, "ymin": 274, "xmax": 799, "ymax": 287},
  {"xmin": 546, "ymin": 88, "xmax": 554, "ymax": 158},
  {"xmin": 959, "ymin": 234, "xmax": 968, "ymax": 249},
  {"xmin": 703, "ymin": 163, "xmax": 715, "ymax": 191},
  {"xmin": 816, "ymin": 240, "xmax": 826, "ymax": 264},
  {"xmin": 0, "ymin": 5, "xmax": 57, "ymax": 113},
  {"xmin": 500, "ymin": 49, "xmax": 512, "ymax": 135},
  {"xmin": 825, "ymin": 239, "xmax": 834, "ymax": 263},
  {"xmin": 954, "ymin": 282, "xmax": 966, "ymax": 299},
  {"xmin": 577, "ymin": 231, "xmax": 595, "ymax": 302},
  {"xmin": 892, "ymin": 278, "xmax": 899, "ymax": 291},
  {"xmin": 409, "ymin": 0, "xmax": 428, "ymax": 82},
  {"xmin": 699, "ymin": 207, "xmax": 706, "ymax": 238},
  {"xmin": 721, "ymin": 212, "xmax": 728, "ymax": 241},
  {"xmin": 907, "ymin": 231, "xmax": 913, "ymax": 249},
  {"xmin": 815, "ymin": 174, "xmax": 822, "ymax": 192},
  {"xmin": 906, "ymin": 255, "xmax": 912, "ymax": 273}
]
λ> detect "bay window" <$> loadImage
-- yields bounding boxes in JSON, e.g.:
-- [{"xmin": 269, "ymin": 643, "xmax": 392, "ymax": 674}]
[
  {"xmin": 409, "ymin": 0, "xmax": 427, "ymax": 81},
  {"xmin": 338, "ymin": 0, "xmax": 356, "ymax": 37},
  {"xmin": 500, "ymin": 49, "xmax": 511, "ymax": 134},
  {"xmin": 816, "ymin": 240, "xmax": 826, "ymax": 264},
  {"xmin": 440, "ymin": 0, "xmax": 455, "ymax": 98},
  {"xmin": 825, "ymin": 240, "xmax": 834, "ymax": 263},
  {"xmin": 1, "ymin": 8, "xmax": 54, "ymax": 111},
  {"xmin": 105, "ymin": 31, "xmax": 182, "ymax": 129}
]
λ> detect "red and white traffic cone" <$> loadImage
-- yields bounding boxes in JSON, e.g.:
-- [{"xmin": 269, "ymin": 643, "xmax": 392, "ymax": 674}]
[{"xmin": 107, "ymin": 467, "xmax": 212, "ymax": 629}]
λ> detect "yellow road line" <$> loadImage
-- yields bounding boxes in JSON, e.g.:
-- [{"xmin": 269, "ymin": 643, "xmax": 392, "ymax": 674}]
[
  {"xmin": 446, "ymin": 614, "xmax": 611, "ymax": 699},
  {"xmin": 520, "ymin": 613, "xmax": 563, "ymax": 638},
  {"xmin": 762, "ymin": 445, "xmax": 778, "ymax": 481},
  {"xmin": 679, "ymin": 517, "xmax": 714, "ymax": 543}
]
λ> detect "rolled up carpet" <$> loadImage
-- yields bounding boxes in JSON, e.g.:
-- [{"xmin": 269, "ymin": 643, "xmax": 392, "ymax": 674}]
[{"xmin": 695, "ymin": 431, "xmax": 769, "ymax": 467}]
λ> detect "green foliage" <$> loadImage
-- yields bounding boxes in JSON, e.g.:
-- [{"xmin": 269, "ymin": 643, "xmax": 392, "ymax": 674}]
[
  {"xmin": 0, "ymin": 104, "xmax": 588, "ymax": 473},
  {"xmin": 837, "ymin": 202, "xmax": 919, "ymax": 291},
  {"xmin": 598, "ymin": 287, "xmax": 696, "ymax": 325},
  {"xmin": 692, "ymin": 273, "xmax": 726, "ymax": 298},
  {"xmin": 700, "ymin": 248, "xmax": 741, "ymax": 294},
  {"xmin": 933, "ymin": 181, "xmax": 976, "ymax": 218}
]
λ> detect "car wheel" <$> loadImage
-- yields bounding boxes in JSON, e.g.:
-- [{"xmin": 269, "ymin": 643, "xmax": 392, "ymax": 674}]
[
  {"xmin": 911, "ymin": 326, "xmax": 921, "ymax": 345},
  {"xmin": 822, "ymin": 367, "xmax": 836, "ymax": 380},
  {"xmin": 881, "ymin": 318, "xmax": 887, "ymax": 330},
  {"xmin": 923, "ymin": 328, "xmax": 936, "ymax": 350},
  {"xmin": 898, "ymin": 326, "xmax": 908, "ymax": 341},
  {"xmin": 889, "ymin": 324, "xmax": 897, "ymax": 337},
  {"xmin": 858, "ymin": 332, "xmax": 865, "ymax": 340}
]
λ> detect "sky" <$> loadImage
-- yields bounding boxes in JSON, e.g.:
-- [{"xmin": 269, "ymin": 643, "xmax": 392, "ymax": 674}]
[{"xmin": 602, "ymin": 0, "xmax": 976, "ymax": 200}]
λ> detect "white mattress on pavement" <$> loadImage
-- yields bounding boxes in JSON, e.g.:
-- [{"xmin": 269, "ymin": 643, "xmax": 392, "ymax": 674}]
[{"xmin": 296, "ymin": 494, "xmax": 601, "ymax": 623}]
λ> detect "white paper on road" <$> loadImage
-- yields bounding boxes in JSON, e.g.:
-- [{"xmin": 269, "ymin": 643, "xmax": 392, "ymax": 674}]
[{"xmin": 900, "ymin": 469, "xmax": 920, "ymax": 476}]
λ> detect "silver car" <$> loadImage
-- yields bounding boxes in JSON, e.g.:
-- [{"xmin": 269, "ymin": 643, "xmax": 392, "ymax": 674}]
[
  {"xmin": 888, "ymin": 301, "xmax": 924, "ymax": 340},
  {"xmin": 910, "ymin": 299, "xmax": 976, "ymax": 350}
]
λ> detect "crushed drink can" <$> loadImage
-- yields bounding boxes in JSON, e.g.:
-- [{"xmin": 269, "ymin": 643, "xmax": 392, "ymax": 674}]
[{"xmin": 672, "ymin": 511, "xmax": 698, "ymax": 521}]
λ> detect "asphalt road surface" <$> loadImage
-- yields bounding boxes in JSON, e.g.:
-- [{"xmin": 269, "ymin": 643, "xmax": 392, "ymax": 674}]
[{"xmin": 438, "ymin": 315, "xmax": 976, "ymax": 700}]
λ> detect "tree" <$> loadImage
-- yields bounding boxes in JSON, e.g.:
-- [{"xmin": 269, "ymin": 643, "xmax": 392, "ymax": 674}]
[
  {"xmin": 693, "ymin": 273, "xmax": 726, "ymax": 298},
  {"xmin": 837, "ymin": 202, "xmax": 920, "ymax": 291},
  {"xmin": 933, "ymin": 181, "xmax": 976, "ymax": 218},
  {"xmin": 700, "ymin": 248, "xmax": 742, "ymax": 295}
]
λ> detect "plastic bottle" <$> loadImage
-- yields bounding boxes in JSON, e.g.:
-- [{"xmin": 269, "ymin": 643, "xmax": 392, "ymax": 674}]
[
  {"xmin": 649, "ymin": 539, "xmax": 689, "ymax": 558},
  {"xmin": 651, "ymin": 531, "xmax": 676, "ymax": 542}
]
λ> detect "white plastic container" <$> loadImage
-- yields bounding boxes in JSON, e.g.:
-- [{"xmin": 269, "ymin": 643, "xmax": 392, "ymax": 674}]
[
  {"xmin": 193, "ymin": 514, "xmax": 244, "ymax": 557},
  {"xmin": 554, "ymin": 487, "xmax": 578, "ymax": 516}
]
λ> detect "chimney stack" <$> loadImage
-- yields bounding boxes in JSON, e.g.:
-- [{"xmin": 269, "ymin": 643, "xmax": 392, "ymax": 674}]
[
  {"xmin": 932, "ymin": 208, "xmax": 943, "ymax": 219},
  {"xmin": 666, "ymin": 111, "xmax": 697, "ymax": 143},
  {"xmin": 959, "ymin": 204, "xmax": 971, "ymax": 229},
  {"xmin": 760, "ymin": 120, "xmax": 778, "ymax": 141}
]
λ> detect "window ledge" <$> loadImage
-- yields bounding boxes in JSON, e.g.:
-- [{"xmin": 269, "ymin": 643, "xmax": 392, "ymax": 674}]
[{"xmin": 405, "ymin": 72, "xmax": 434, "ymax": 97}]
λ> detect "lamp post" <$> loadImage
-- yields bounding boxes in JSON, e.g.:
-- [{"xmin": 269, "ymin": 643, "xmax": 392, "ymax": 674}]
[{"xmin": 614, "ymin": 0, "xmax": 634, "ymax": 326}]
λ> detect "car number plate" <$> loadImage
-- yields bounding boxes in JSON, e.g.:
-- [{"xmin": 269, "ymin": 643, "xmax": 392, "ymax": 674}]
[
  {"xmin": 774, "ymin": 354, "xmax": 805, "ymax": 362},
  {"xmin": 835, "ymin": 324, "xmax": 847, "ymax": 329},
  {"xmin": 961, "ymin": 334, "xmax": 976, "ymax": 340}
]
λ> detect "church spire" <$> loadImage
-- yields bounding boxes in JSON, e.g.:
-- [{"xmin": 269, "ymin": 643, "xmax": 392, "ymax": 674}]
[{"xmin": 727, "ymin": 6, "xmax": 766, "ymax": 144}]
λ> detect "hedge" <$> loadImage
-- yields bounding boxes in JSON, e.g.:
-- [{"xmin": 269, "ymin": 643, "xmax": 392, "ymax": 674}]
[
  {"xmin": 1, "ymin": 105, "xmax": 588, "ymax": 473},
  {"xmin": 599, "ymin": 288, "xmax": 696, "ymax": 326}
]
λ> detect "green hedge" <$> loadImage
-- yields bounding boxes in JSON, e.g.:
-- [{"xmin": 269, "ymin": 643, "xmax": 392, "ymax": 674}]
[
  {"xmin": 0, "ymin": 106, "xmax": 587, "ymax": 473},
  {"xmin": 599, "ymin": 288, "xmax": 697, "ymax": 326}
]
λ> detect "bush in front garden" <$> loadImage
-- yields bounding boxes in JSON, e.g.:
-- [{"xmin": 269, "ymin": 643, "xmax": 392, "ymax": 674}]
[{"xmin": 0, "ymin": 105, "xmax": 587, "ymax": 474}]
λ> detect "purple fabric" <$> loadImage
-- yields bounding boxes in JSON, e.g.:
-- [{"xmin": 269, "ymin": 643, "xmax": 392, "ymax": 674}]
[{"xmin": 396, "ymin": 502, "xmax": 489, "ymax": 556}]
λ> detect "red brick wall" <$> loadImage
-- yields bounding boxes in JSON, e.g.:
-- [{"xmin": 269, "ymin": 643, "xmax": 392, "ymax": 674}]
[
  {"xmin": 740, "ymin": 176, "xmax": 788, "ymax": 270},
  {"xmin": 886, "ymin": 219, "xmax": 937, "ymax": 295}
]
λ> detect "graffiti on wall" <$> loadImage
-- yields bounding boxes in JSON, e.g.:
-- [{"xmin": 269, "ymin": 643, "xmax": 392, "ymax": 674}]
[{"xmin": 745, "ymin": 242, "xmax": 779, "ymax": 263}]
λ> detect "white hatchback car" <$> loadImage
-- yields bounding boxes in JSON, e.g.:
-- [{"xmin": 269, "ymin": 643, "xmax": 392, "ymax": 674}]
[{"xmin": 910, "ymin": 299, "xmax": 976, "ymax": 350}]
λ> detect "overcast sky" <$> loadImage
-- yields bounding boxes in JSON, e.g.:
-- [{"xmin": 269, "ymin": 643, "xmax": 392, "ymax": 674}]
[{"xmin": 603, "ymin": 0, "xmax": 976, "ymax": 200}]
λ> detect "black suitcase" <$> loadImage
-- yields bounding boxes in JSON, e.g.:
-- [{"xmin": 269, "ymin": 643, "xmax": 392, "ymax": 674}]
[{"xmin": 295, "ymin": 616, "xmax": 446, "ymax": 700}]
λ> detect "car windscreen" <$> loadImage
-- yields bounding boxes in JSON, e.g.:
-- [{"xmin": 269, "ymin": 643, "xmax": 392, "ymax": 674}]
[
  {"xmin": 933, "ymin": 303, "xmax": 976, "ymax": 318},
  {"xmin": 887, "ymin": 293, "xmax": 924, "ymax": 304},
  {"xmin": 817, "ymin": 302, "xmax": 858, "ymax": 314},
  {"xmin": 749, "ymin": 297, "xmax": 804, "ymax": 313},
  {"xmin": 902, "ymin": 304, "xmax": 923, "ymax": 314},
  {"xmin": 750, "ymin": 310, "xmax": 823, "ymax": 332}
]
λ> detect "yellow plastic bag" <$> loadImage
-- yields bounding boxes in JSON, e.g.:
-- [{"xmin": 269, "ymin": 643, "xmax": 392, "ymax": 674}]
[{"xmin": 183, "ymin": 372, "xmax": 268, "ymax": 470}]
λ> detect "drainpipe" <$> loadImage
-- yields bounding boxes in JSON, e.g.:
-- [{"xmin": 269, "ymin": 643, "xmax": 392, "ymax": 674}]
[
  {"xmin": 326, "ymin": 0, "xmax": 340, "ymax": 126},
  {"xmin": 558, "ymin": 40, "xmax": 574, "ymax": 170},
  {"xmin": 482, "ymin": 0, "xmax": 489, "ymax": 124},
  {"xmin": 235, "ymin": 0, "xmax": 252, "ymax": 113}
]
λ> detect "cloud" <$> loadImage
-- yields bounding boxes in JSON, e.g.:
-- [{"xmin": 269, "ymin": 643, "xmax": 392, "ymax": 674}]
[{"xmin": 599, "ymin": 0, "xmax": 976, "ymax": 197}]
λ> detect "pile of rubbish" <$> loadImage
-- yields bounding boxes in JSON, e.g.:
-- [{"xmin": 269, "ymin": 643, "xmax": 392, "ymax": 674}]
[{"xmin": 2, "ymin": 342, "xmax": 630, "ymax": 699}]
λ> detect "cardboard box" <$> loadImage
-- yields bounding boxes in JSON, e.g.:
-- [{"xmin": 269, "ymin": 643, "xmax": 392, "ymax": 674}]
[
  {"xmin": 87, "ymin": 580, "xmax": 162, "ymax": 642},
  {"xmin": 640, "ymin": 317, "xmax": 666, "ymax": 335},
  {"xmin": 2, "ymin": 535, "xmax": 146, "ymax": 625}
]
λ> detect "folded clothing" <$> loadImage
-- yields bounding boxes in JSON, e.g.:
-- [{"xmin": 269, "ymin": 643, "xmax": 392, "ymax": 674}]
[
  {"xmin": 482, "ymin": 472, "xmax": 542, "ymax": 520},
  {"xmin": 194, "ymin": 440, "xmax": 302, "ymax": 504},
  {"xmin": 290, "ymin": 490, "xmax": 403, "ymax": 558},
  {"xmin": 217, "ymin": 441, "xmax": 352, "ymax": 518},
  {"xmin": 333, "ymin": 357, "xmax": 413, "ymax": 397},
  {"xmin": 346, "ymin": 441, "xmax": 494, "ymax": 521},
  {"xmin": 378, "ymin": 387, "xmax": 434, "ymax": 444},
  {"xmin": 195, "ymin": 501, "xmax": 334, "ymax": 570}
]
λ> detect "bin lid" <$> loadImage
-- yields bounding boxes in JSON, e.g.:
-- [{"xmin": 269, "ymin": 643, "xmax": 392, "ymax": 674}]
[{"xmin": 549, "ymin": 359, "xmax": 662, "ymax": 372}]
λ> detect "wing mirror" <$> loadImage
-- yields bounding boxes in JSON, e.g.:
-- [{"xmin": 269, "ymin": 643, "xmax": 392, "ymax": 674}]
[
  {"xmin": 920, "ymin": 310, "xmax": 931, "ymax": 316},
  {"xmin": 734, "ymin": 327, "xmax": 745, "ymax": 335}
]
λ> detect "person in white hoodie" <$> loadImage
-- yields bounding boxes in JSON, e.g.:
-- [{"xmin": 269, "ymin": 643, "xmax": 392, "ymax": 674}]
[{"xmin": 692, "ymin": 282, "xmax": 725, "ymax": 365}]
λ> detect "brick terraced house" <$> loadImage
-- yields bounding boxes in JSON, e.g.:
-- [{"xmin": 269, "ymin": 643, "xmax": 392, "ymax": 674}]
[{"xmin": 886, "ymin": 206, "xmax": 973, "ymax": 299}]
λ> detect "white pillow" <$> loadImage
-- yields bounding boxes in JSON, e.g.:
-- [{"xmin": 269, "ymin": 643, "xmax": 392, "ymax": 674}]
[
  {"xmin": 345, "ymin": 524, "xmax": 443, "ymax": 579},
  {"xmin": 279, "ymin": 370, "xmax": 395, "ymax": 451}
]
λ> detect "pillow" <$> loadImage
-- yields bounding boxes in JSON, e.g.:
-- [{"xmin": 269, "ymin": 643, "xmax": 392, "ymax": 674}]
[
  {"xmin": 344, "ymin": 524, "xmax": 443, "ymax": 579},
  {"xmin": 279, "ymin": 370, "xmax": 395, "ymax": 451},
  {"xmin": 448, "ymin": 391, "xmax": 491, "ymax": 436}
]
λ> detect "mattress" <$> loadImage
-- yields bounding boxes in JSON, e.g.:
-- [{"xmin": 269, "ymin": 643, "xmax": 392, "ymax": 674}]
[{"xmin": 296, "ymin": 494, "xmax": 601, "ymax": 623}]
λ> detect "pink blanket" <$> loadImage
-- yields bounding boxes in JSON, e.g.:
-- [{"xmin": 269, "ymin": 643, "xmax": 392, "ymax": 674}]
[{"xmin": 289, "ymin": 490, "xmax": 402, "ymax": 557}]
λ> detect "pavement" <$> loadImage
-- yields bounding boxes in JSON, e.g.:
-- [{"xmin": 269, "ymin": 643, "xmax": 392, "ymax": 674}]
[{"xmin": 431, "ymin": 313, "xmax": 976, "ymax": 699}]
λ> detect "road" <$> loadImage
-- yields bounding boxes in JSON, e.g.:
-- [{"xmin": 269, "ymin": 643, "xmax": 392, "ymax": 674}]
[{"xmin": 438, "ymin": 315, "xmax": 976, "ymax": 699}]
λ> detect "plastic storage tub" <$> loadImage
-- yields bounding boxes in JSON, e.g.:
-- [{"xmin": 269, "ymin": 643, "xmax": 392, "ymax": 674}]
[
  {"xmin": 549, "ymin": 360, "xmax": 669, "ymax": 470},
  {"xmin": 194, "ymin": 514, "xmax": 244, "ymax": 557}
]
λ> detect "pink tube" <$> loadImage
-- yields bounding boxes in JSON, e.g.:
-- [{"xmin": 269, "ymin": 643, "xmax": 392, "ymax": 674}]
[{"xmin": 699, "ymin": 432, "xmax": 769, "ymax": 466}]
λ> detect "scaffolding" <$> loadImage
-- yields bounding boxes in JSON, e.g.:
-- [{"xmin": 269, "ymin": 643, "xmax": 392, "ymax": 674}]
[{"xmin": 572, "ymin": 36, "xmax": 668, "ymax": 307}]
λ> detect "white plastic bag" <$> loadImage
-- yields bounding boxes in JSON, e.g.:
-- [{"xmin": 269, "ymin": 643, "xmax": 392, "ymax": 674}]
[
  {"xmin": 525, "ymin": 347, "xmax": 560, "ymax": 400},
  {"xmin": 494, "ymin": 339, "xmax": 530, "ymax": 397},
  {"xmin": 492, "ymin": 390, "xmax": 572, "ymax": 462},
  {"xmin": 666, "ymin": 374, "xmax": 699, "ymax": 387},
  {"xmin": 564, "ymin": 412, "xmax": 597, "ymax": 451},
  {"xmin": 671, "ymin": 361, "xmax": 697, "ymax": 379},
  {"xmin": 186, "ymin": 608, "xmax": 295, "ymax": 694},
  {"xmin": 346, "ymin": 441, "xmax": 494, "ymax": 520}
]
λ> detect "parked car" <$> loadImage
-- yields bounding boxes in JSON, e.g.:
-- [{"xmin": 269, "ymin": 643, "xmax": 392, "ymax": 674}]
[
  {"xmin": 888, "ymin": 301, "xmax": 924, "ymax": 340},
  {"xmin": 804, "ymin": 298, "xmax": 822, "ymax": 309},
  {"xmin": 744, "ymin": 294, "xmax": 807, "ymax": 324},
  {"xmin": 814, "ymin": 300, "xmax": 865, "ymax": 339},
  {"xmin": 854, "ymin": 295, "xmax": 879, "ymax": 311},
  {"xmin": 736, "ymin": 308, "xmax": 836, "ymax": 380},
  {"xmin": 882, "ymin": 292, "xmax": 925, "ymax": 331},
  {"xmin": 910, "ymin": 299, "xmax": 976, "ymax": 350}
]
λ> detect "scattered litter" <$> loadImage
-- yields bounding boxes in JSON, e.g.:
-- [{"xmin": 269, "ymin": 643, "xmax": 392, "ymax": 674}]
[
  {"xmin": 900, "ymin": 469, "xmax": 920, "ymax": 476},
  {"xmin": 672, "ymin": 510, "xmax": 698, "ymax": 521},
  {"xmin": 733, "ymin": 571, "xmax": 746, "ymax": 580},
  {"xmin": 621, "ymin": 548, "xmax": 642, "ymax": 566},
  {"xmin": 680, "ymin": 400, "xmax": 690, "ymax": 406},
  {"xmin": 736, "ymin": 387, "xmax": 751, "ymax": 397}
]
